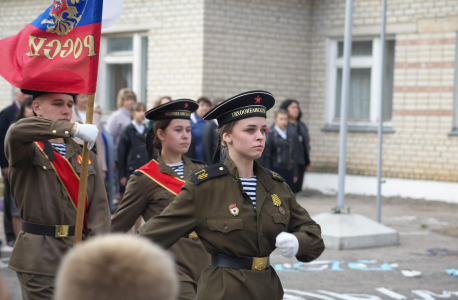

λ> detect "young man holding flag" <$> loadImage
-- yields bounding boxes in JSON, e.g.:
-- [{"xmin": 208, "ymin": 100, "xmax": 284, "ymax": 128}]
[
  {"xmin": 5, "ymin": 90, "xmax": 111, "ymax": 299},
  {"xmin": 0, "ymin": 0, "xmax": 123, "ymax": 299}
]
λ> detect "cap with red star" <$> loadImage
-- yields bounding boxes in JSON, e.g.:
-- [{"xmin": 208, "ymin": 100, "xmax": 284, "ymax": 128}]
[
  {"xmin": 203, "ymin": 90, "xmax": 275, "ymax": 128},
  {"xmin": 144, "ymin": 99, "xmax": 198, "ymax": 121}
]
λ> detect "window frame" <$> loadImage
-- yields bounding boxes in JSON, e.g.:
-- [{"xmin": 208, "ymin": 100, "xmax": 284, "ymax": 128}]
[
  {"xmin": 325, "ymin": 37, "xmax": 394, "ymax": 128},
  {"xmin": 97, "ymin": 32, "xmax": 148, "ymax": 112}
]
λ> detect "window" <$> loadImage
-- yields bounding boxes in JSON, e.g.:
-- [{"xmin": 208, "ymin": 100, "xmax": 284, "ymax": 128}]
[
  {"xmin": 326, "ymin": 38, "xmax": 395, "ymax": 125},
  {"xmin": 98, "ymin": 34, "xmax": 148, "ymax": 111}
]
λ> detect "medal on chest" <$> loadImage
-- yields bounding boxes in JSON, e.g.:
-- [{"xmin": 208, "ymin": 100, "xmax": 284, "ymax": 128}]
[
  {"xmin": 272, "ymin": 194, "xmax": 285, "ymax": 215},
  {"xmin": 229, "ymin": 204, "xmax": 239, "ymax": 217},
  {"xmin": 272, "ymin": 194, "xmax": 282, "ymax": 206},
  {"xmin": 77, "ymin": 155, "xmax": 92, "ymax": 165}
]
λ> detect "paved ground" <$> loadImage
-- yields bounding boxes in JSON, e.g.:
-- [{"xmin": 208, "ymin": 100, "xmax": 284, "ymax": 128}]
[{"xmin": 1, "ymin": 191, "xmax": 458, "ymax": 300}]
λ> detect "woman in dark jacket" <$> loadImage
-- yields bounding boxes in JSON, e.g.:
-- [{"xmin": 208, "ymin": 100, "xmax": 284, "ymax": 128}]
[
  {"xmin": 263, "ymin": 109, "xmax": 298, "ymax": 190},
  {"xmin": 201, "ymin": 98, "xmax": 224, "ymax": 164},
  {"xmin": 279, "ymin": 99, "xmax": 311, "ymax": 193},
  {"xmin": 118, "ymin": 103, "xmax": 148, "ymax": 190}
]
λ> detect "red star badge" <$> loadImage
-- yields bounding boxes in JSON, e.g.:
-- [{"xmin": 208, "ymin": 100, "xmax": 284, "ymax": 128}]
[
  {"xmin": 184, "ymin": 103, "xmax": 189, "ymax": 109},
  {"xmin": 255, "ymin": 95, "xmax": 262, "ymax": 104}
]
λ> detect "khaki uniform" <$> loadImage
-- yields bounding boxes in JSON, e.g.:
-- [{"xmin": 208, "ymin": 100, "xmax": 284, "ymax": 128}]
[
  {"xmin": 111, "ymin": 155, "xmax": 211, "ymax": 300},
  {"xmin": 5, "ymin": 118, "xmax": 111, "ymax": 298},
  {"xmin": 139, "ymin": 155, "xmax": 325, "ymax": 300}
]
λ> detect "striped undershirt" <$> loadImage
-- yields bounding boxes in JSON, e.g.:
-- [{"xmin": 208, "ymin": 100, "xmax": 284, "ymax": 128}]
[
  {"xmin": 240, "ymin": 176, "xmax": 257, "ymax": 209},
  {"xmin": 167, "ymin": 161, "xmax": 184, "ymax": 179},
  {"xmin": 51, "ymin": 143, "xmax": 67, "ymax": 158}
]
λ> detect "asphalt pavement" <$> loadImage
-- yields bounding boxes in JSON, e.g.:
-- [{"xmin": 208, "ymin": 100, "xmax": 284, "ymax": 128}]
[{"xmin": 1, "ymin": 191, "xmax": 457, "ymax": 300}]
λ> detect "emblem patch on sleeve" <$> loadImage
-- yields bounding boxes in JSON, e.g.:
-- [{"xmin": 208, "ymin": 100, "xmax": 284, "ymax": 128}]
[
  {"xmin": 262, "ymin": 167, "xmax": 285, "ymax": 182},
  {"xmin": 190, "ymin": 163, "xmax": 228, "ymax": 185}
]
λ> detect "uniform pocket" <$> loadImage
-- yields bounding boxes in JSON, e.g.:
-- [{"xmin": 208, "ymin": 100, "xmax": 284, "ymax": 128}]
[
  {"xmin": 272, "ymin": 213, "xmax": 287, "ymax": 224},
  {"xmin": 32, "ymin": 156, "xmax": 53, "ymax": 172},
  {"xmin": 207, "ymin": 219, "xmax": 243, "ymax": 234}
]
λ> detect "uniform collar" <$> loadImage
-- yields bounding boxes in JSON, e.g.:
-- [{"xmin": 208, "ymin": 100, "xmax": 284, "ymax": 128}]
[
  {"xmin": 64, "ymin": 137, "xmax": 82, "ymax": 160},
  {"xmin": 253, "ymin": 159, "xmax": 276, "ymax": 192},
  {"xmin": 223, "ymin": 155, "xmax": 240, "ymax": 180},
  {"xmin": 157, "ymin": 153, "xmax": 192, "ymax": 179},
  {"xmin": 182, "ymin": 155, "xmax": 194, "ymax": 179},
  {"xmin": 224, "ymin": 154, "xmax": 276, "ymax": 192}
]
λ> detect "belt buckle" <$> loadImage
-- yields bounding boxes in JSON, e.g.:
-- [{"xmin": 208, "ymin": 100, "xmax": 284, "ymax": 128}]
[
  {"xmin": 55, "ymin": 225, "xmax": 69, "ymax": 238},
  {"xmin": 252, "ymin": 257, "xmax": 268, "ymax": 271},
  {"xmin": 188, "ymin": 231, "xmax": 199, "ymax": 239}
]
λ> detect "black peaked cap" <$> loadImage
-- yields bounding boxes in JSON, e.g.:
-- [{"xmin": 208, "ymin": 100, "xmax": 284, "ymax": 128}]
[
  {"xmin": 21, "ymin": 89, "xmax": 76, "ymax": 100},
  {"xmin": 203, "ymin": 90, "xmax": 275, "ymax": 128},
  {"xmin": 144, "ymin": 99, "xmax": 198, "ymax": 121}
]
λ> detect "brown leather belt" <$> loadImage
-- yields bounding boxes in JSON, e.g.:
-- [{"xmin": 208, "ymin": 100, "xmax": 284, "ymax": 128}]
[
  {"xmin": 211, "ymin": 254, "xmax": 270, "ymax": 271},
  {"xmin": 22, "ymin": 221, "xmax": 75, "ymax": 238}
]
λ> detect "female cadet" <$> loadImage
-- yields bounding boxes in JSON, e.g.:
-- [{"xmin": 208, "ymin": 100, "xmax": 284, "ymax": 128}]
[
  {"xmin": 139, "ymin": 91, "xmax": 325, "ymax": 300},
  {"xmin": 111, "ymin": 100, "xmax": 210, "ymax": 300}
]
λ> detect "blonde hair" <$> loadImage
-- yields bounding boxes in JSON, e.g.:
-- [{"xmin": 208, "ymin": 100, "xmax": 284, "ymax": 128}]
[
  {"xmin": 217, "ymin": 121, "xmax": 238, "ymax": 150},
  {"xmin": 116, "ymin": 88, "xmax": 137, "ymax": 109},
  {"xmin": 54, "ymin": 235, "xmax": 178, "ymax": 300},
  {"xmin": 274, "ymin": 109, "xmax": 289, "ymax": 119}
]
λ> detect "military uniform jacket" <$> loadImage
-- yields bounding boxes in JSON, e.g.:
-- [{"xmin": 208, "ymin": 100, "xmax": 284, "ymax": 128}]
[
  {"xmin": 5, "ymin": 117, "xmax": 111, "ymax": 276},
  {"xmin": 139, "ymin": 155, "xmax": 325, "ymax": 300},
  {"xmin": 111, "ymin": 155, "xmax": 210, "ymax": 284}
]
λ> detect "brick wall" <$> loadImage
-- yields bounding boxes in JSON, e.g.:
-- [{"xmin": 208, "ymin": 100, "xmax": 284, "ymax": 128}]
[
  {"xmin": 202, "ymin": 0, "xmax": 312, "ymax": 121},
  {"xmin": 309, "ymin": 0, "xmax": 458, "ymax": 182},
  {"xmin": 0, "ymin": 0, "xmax": 50, "ymax": 108},
  {"xmin": 0, "ymin": 0, "xmax": 205, "ymax": 110},
  {"xmin": 1, "ymin": 0, "xmax": 457, "ymax": 182}
]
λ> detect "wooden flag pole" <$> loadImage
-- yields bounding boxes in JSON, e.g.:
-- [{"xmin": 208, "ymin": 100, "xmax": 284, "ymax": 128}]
[{"xmin": 73, "ymin": 94, "xmax": 95, "ymax": 246}]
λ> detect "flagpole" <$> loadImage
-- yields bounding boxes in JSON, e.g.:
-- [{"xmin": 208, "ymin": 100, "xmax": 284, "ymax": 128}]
[{"xmin": 74, "ymin": 93, "xmax": 95, "ymax": 246}]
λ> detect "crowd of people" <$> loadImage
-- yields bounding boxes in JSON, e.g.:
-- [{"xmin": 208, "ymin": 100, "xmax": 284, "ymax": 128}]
[
  {"xmin": 0, "ymin": 87, "xmax": 312, "ymax": 247},
  {"xmin": 0, "ymin": 87, "xmax": 321, "ymax": 300},
  {"xmin": 0, "ymin": 87, "xmax": 310, "ymax": 214}
]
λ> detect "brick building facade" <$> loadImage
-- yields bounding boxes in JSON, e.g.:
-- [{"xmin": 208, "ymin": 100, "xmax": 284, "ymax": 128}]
[{"xmin": 0, "ymin": 0, "xmax": 457, "ymax": 199}]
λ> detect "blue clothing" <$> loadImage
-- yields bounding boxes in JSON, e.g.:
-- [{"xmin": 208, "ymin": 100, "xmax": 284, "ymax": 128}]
[
  {"xmin": 102, "ymin": 126, "xmax": 115, "ymax": 212},
  {"xmin": 190, "ymin": 113, "xmax": 206, "ymax": 161}
]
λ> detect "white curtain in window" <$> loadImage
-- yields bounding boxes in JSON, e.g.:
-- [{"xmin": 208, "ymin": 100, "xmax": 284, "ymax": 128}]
[{"xmin": 335, "ymin": 68, "xmax": 372, "ymax": 121}]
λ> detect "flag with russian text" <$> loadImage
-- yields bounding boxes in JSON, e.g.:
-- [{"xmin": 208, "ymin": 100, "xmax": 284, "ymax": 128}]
[{"xmin": 0, "ymin": 0, "xmax": 122, "ymax": 94}]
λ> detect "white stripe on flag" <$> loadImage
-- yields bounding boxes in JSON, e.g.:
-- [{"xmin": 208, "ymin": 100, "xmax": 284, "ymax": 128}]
[{"xmin": 102, "ymin": 0, "xmax": 123, "ymax": 28}]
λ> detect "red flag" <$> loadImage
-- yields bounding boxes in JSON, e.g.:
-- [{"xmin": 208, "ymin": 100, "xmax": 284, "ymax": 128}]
[{"xmin": 0, "ymin": 0, "xmax": 104, "ymax": 94}]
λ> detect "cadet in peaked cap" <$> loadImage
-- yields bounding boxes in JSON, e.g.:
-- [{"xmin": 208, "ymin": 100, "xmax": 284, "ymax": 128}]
[
  {"xmin": 112, "ymin": 99, "xmax": 210, "ymax": 300},
  {"xmin": 139, "ymin": 90, "xmax": 324, "ymax": 300},
  {"xmin": 5, "ymin": 89, "xmax": 111, "ymax": 300}
]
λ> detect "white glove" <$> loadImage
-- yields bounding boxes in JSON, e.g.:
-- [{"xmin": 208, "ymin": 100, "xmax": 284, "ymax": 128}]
[
  {"xmin": 275, "ymin": 232, "xmax": 299, "ymax": 258},
  {"xmin": 74, "ymin": 123, "xmax": 98, "ymax": 150}
]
